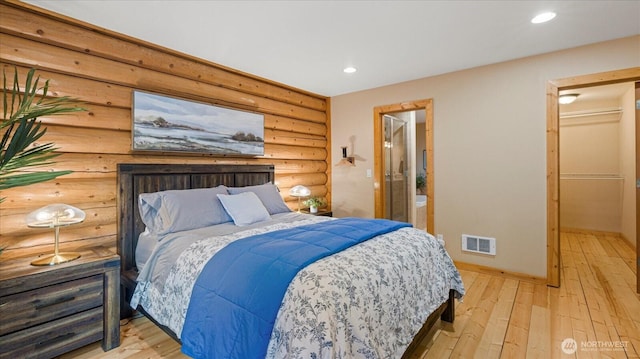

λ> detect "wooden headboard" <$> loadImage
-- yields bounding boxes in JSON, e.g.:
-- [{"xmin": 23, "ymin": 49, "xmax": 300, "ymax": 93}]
[{"xmin": 116, "ymin": 163, "xmax": 275, "ymax": 316}]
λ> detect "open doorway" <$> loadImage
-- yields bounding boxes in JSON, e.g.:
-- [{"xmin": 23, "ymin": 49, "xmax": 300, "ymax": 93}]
[
  {"xmin": 373, "ymin": 99, "xmax": 434, "ymax": 234},
  {"xmin": 546, "ymin": 67, "xmax": 640, "ymax": 292},
  {"xmin": 559, "ymin": 83, "xmax": 634, "ymax": 234}
]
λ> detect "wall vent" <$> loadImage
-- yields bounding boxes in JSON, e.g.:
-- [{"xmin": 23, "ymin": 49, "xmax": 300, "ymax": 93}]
[{"xmin": 461, "ymin": 234, "xmax": 496, "ymax": 255}]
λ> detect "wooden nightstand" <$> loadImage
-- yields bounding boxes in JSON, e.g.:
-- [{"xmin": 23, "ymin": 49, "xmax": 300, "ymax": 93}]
[
  {"xmin": 301, "ymin": 209, "xmax": 333, "ymax": 217},
  {"xmin": 0, "ymin": 247, "xmax": 120, "ymax": 359}
]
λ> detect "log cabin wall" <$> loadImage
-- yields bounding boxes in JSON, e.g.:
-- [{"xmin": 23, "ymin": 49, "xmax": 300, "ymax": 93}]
[{"xmin": 0, "ymin": 1, "xmax": 331, "ymax": 258}]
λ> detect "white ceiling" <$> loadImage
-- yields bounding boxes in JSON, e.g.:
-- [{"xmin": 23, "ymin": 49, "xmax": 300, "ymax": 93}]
[{"xmin": 23, "ymin": 0, "xmax": 640, "ymax": 97}]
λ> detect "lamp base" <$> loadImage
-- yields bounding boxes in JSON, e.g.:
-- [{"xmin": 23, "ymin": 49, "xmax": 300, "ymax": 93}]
[{"xmin": 31, "ymin": 252, "xmax": 81, "ymax": 266}]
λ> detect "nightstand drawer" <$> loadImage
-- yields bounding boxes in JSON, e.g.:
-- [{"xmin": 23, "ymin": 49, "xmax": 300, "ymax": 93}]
[
  {"xmin": 0, "ymin": 274, "xmax": 103, "ymax": 336},
  {"xmin": 0, "ymin": 250, "xmax": 120, "ymax": 355},
  {"xmin": 0, "ymin": 306, "xmax": 102, "ymax": 359}
]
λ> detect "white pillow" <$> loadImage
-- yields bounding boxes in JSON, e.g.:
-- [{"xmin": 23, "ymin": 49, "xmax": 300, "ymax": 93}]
[{"xmin": 217, "ymin": 192, "xmax": 271, "ymax": 226}]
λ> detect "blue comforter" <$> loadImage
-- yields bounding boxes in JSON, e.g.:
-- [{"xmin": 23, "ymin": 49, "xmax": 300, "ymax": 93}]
[{"xmin": 180, "ymin": 217, "xmax": 411, "ymax": 359}]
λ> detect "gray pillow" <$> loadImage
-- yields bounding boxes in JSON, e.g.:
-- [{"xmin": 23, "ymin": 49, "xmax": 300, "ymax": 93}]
[
  {"xmin": 138, "ymin": 186, "xmax": 231, "ymax": 235},
  {"xmin": 217, "ymin": 192, "xmax": 271, "ymax": 226},
  {"xmin": 227, "ymin": 183, "xmax": 291, "ymax": 214},
  {"xmin": 138, "ymin": 191, "xmax": 164, "ymax": 235}
]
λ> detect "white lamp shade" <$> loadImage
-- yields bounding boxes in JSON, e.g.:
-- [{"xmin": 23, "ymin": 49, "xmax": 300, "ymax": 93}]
[
  {"xmin": 289, "ymin": 185, "xmax": 311, "ymax": 197},
  {"xmin": 26, "ymin": 203, "xmax": 86, "ymax": 228}
]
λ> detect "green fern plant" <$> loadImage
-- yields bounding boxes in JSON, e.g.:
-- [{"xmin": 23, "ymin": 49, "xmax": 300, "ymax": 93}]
[
  {"xmin": 303, "ymin": 197, "xmax": 325, "ymax": 208},
  {"xmin": 1, "ymin": 67, "xmax": 86, "ymax": 203}
]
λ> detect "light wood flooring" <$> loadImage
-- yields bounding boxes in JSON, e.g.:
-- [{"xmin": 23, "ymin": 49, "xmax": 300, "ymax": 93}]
[{"xmin": 61, "ymin": 231, "xmax": 639, "ymax": 358}]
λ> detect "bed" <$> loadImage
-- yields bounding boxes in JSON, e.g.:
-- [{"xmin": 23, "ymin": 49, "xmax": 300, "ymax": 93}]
[{"xmin": 117, "ymin": 163, "xmax": 464, "ymax": 358}]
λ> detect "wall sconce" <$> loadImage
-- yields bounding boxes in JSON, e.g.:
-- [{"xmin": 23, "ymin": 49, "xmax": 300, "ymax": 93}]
[
  {"xmin": 289, "ymin": 185, "xmax": 311, "ymax": 212},
  {"xmin": 26, "ymin": 203, "xmax": 86, "ymax": 266},
  {"xmin": 336, "ymin": 146, "xmax": 355, "ymax": 167},
  {"xmin": 558, "ymin": 93, "xmax": 579, "ymax": 104}
]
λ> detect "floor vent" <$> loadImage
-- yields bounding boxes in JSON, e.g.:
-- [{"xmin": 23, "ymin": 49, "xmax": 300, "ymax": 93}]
[{"xmin": 461, "ymin": 234, "xmax": 496, "ymax": 255}]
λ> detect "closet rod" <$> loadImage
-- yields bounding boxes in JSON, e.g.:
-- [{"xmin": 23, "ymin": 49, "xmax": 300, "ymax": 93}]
[
  {"xmin": 560, "ymin": 173, "xmax": 624, "ymax": 180},
  {"xmin": 560, "ymin": 108, "xmax": 622, "ymax": 119}
]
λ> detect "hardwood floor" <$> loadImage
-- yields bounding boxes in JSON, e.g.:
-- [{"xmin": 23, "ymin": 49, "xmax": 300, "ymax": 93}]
[{"xmin": 60, "ymin": 231, "xmax": 639, "ymax": 358}]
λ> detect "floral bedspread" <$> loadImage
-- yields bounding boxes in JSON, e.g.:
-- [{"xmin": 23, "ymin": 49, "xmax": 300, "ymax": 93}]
[{"xmin": 131, "ymin": 217, "xmax": 464, "ymax": 358}]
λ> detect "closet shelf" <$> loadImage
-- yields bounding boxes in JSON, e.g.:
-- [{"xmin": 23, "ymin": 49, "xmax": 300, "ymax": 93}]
[{"xmin": 559, "ymin": 107, "xmax": 622, "ymax": 119}]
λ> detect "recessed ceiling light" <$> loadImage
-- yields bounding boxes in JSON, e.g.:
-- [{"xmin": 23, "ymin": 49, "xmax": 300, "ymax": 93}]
[
  {"xmin": 343, "ymin": 67, "xmax": 357, "ymax": 74},
  {"xmin": 531, "ymin": 12, "xmax": 556, "ymax": 24}
]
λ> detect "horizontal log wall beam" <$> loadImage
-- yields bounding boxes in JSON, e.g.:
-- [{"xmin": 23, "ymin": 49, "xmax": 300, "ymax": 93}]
[
  {"xmin": 51, "ymin": 153, "xmax": 329, "ymax": 174},
  {"xmin": 1, "ymin": 236, "xmax": 116, "ymax": 261}
]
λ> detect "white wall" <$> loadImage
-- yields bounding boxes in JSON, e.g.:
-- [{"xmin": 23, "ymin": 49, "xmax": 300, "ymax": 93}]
[{"xmin": 330, "ymin": 36, "xmax": 640, "ymax": 278}]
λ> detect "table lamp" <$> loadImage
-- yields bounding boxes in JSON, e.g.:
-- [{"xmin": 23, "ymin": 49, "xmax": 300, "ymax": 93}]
[
  {"xmin": 26, "ymin": 203, "xmax": 86, "ymax": 266},
  {"xmin": 289, "ymin": 185, "xmax": 310, "ymax": 212}
]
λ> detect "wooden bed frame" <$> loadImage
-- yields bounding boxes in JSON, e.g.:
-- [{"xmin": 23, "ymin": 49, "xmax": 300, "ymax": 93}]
[{"xmin": 116, "ymin": 163, "xmax": 454, "ymax": 357}]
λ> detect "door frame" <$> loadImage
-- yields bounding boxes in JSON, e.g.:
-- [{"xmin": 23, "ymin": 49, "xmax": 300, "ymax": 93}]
[
  {"xmin": 546, "ymin": 67, "xmax": 640, "ymax": 288},
  {"xmin": 374, "ymin": 99, "xmax": 434, "ymax": 234}
]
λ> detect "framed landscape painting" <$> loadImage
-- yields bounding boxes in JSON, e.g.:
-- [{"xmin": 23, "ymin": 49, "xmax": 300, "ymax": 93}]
[{"xmin": 132, "ymin": 91, "xmax": 264, "ymax": 156}]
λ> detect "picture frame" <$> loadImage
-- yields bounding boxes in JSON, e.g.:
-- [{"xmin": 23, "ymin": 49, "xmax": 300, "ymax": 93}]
[{"xmin": 131, "ymin": 91, "xmax": 264, "ymax": 156}]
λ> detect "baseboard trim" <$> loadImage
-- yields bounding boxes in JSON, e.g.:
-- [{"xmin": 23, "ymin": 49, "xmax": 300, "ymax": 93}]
[
  {"xmin": 560, "ymin": 227, "xmax": 621, "ymax": 237},
  {"xmin": 621, "ymin": 233, "xmax": 637, "ymax": 249},
  {"xmin": 453, "ymin": 261, "xmax": 547, "ymax": 285}
]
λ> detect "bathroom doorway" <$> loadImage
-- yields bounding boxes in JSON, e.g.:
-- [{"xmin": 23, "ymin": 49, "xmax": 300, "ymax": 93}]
[{"xmin": 374, "ymin": 99, "xmax": 434, "ymax": 234}]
